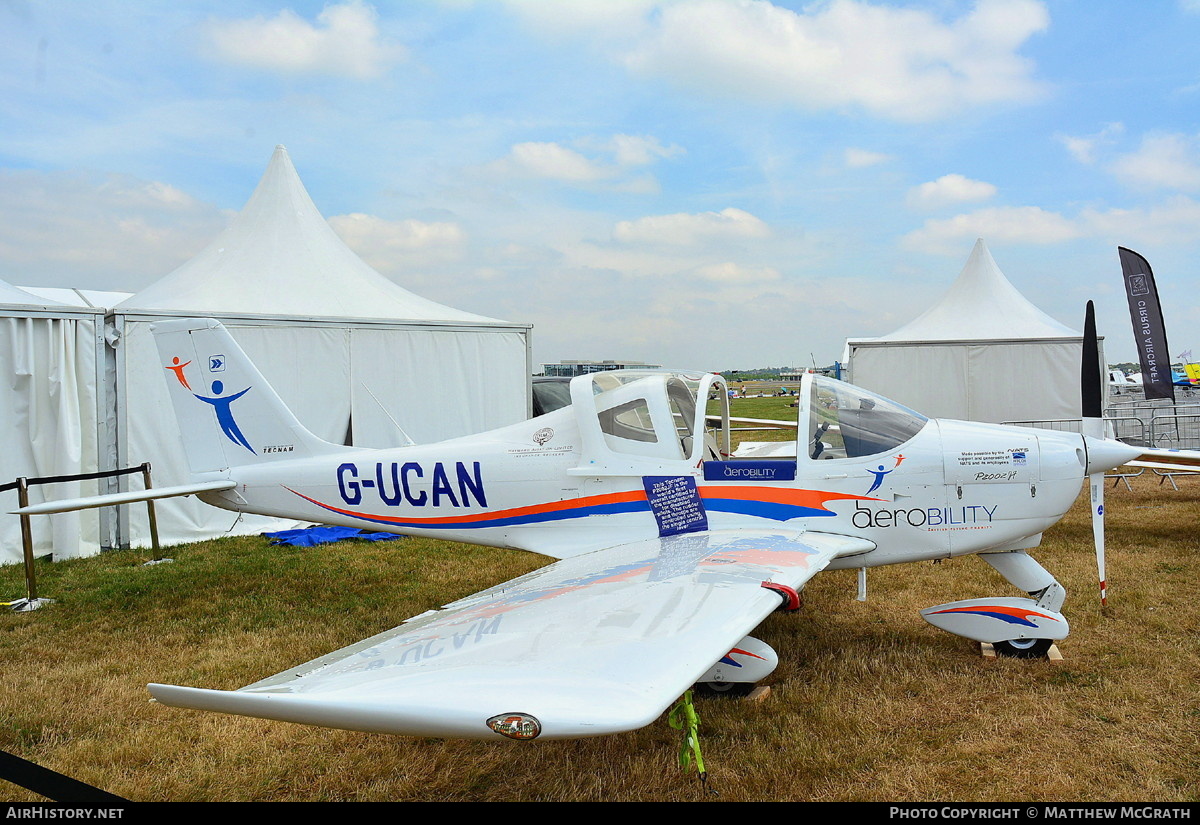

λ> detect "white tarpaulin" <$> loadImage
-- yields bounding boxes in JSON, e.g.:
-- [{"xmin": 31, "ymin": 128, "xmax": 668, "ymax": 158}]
[
  {"xmin": 0, "ymin": 283, "xmax": 104, "ymax": 565},
  {"xmin": 112, "ymin": 146, "xmax": 531, "ymax": 548},
  {"xmin": 845, "ymin": 239, "xmax": 1100, "ymax": 424}
]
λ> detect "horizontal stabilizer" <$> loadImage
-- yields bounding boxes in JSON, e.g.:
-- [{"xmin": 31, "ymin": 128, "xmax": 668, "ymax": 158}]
[{"xmin": 10, "ymin": 480, "xmax": 236, "ymax": 516}]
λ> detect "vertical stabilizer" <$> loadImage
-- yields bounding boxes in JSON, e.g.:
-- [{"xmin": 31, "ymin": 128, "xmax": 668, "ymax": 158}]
[{"xmin": 152, "ymin": 318, "xmax": 343, "ymax": 474}]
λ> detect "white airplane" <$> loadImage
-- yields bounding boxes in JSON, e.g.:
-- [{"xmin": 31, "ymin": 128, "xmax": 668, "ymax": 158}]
[{"xmin": 29, "ymin": 313, "xmax": 1137, "ymax": 742}]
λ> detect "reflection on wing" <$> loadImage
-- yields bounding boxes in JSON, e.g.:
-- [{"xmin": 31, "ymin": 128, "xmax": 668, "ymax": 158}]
[{"xmin": 149, "ymin": 529, "xmax": 872, "ymax": 740}]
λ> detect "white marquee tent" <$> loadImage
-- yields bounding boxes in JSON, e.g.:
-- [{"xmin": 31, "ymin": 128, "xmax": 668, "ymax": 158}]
[
  {"xmin": 844, "ymin": 239, "xmax": 1099, "ymax": 424},
  {"xmin": 0, "ymin": 281, "xmax": 105, "ymax": 565},
  {"xmin": 109, "ymin": 146, "xmax": 532, "ymax": 547}
]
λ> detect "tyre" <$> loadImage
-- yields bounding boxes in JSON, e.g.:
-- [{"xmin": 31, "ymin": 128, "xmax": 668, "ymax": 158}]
[
  {"xmin": 694, "ymin": 681, "xmax": 756, "ymax": 698},
  {"xmin": 991, "ymin": 637, "xmax": 1054, "ymax": 659}
]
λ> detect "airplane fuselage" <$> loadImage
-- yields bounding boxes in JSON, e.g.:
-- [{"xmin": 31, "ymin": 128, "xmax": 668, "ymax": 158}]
[{"xmin": 199, "ymin": 403, "xmax": 1088, "ymax": 568}]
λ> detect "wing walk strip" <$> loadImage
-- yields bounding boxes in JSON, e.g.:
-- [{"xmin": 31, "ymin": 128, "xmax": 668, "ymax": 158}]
[{"xmin": 285, "ymin": 484, "xmax": 879, "ymax": 530}]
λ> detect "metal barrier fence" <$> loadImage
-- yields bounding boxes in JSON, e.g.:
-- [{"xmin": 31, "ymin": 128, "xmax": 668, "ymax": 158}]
[
  {"xmin": 1149, "ymin": 414, "xmax": 1200, "ymax": 451},
  {"xmin": 1001, "ymin": 418, "xmax": 1083, "ymax": 434},
  {"xmin": 1106, "ymin": 416, "xmax": 1148, "ymax": 447},
  {"xmin": 2, "ymin": 463, "xmax": 161, "ymax": 612},
  {"xmin": 1003, "ymin": 408, "xmax": 1196, "ymax": 451}
]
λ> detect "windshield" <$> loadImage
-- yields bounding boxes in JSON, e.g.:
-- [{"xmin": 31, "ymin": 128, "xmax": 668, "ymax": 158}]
[{"xmin": 808, "ymin": 376, "xmax": 927, "ymax": 459}]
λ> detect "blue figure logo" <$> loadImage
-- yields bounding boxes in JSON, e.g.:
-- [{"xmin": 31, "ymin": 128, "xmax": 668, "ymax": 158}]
[
  {"xmin": 865, "ymin": 455, "xmax": 905, "ymax": 495},
  {"xmin": 195, "ymin": 380, "xmax": 255, "ymax": 454},
  {"xmin": 865, "ymin": 464, "xmax": 894, "ymax": 495}
]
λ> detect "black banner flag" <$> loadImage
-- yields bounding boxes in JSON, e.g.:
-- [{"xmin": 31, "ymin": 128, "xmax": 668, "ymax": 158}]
[{"xmin": 1118, "ymin": 247, "xmax": 1175, "ymax": 402}]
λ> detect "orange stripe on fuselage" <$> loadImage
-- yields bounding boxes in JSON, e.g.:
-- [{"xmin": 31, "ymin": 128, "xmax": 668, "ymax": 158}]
[
  {"xmin": 698, "ymin": 485, "xmax": 877, "ymax": 507},
  {"xmin": 288, "ymin": 481, "xmax": 878, "ymax": 529},
  {"xmin": 288, "ymin": 486, "xmax": 649, "ymax": 527}
]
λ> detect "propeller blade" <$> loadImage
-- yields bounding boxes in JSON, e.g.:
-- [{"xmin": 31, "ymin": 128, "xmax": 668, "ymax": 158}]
[
  {"xmin": 1090, "ymin": 475, "xmax": 1107, "ymax": 606},
  {"xmin": 1081, "ymin": 299, "xmax": 1107, "ymax": 605},
  {"xmin": 1081, "ymin": 300, "xmax": 1103, "ymax": 420}
]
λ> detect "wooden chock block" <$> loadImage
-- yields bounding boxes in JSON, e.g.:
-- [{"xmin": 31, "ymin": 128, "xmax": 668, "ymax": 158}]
[
  {"xmin": 979, "ymin": 642, "xmax": 1063, "ymax": 662},
  {"xmin": 746, "ymin": 685, "xmax": 771, "ymax": 702}
]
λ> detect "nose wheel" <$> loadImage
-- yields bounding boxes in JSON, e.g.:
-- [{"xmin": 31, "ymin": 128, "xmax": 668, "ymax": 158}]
[{"xmin": 990, "ymin": 637, "xmax": 1054, "ymax": 659}]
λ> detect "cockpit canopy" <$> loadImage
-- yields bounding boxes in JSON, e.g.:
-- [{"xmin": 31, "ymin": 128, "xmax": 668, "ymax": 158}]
[
  {"xmin": 564, "ymin": 368, "xmax": 926, "ymax": 476},
  {"xmin": 592, "ymin": 371, "xmax": 708, "ymax": 461},
  {"xmin": 570, "ymin": 369, "xmax": 727, "ymax": 473}
]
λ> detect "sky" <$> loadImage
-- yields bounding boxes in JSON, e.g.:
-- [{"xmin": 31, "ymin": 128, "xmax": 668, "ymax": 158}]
[{"xmin": 2, "ymin": 0, "xmax": 1200, "ymax": 372}]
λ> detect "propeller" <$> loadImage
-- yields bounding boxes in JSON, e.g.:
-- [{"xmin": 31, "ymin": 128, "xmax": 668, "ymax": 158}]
[{"xmin": 1080, "ymin": 300, "xmax": 1107, "ymax": 606}]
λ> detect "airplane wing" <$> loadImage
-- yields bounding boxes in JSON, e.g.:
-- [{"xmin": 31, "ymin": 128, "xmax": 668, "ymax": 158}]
[{"xmin": 149, "ymin": 528, "xmax": 871, "ymax": 740}]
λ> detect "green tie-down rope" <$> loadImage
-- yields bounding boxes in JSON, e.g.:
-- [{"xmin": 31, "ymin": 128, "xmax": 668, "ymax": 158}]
[{"xmin": 668, "ymin": 690, "xmax": 718, "ymax": 796}]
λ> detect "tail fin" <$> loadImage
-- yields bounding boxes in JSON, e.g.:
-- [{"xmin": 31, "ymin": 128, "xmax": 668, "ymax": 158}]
[{"xmin": 152, "ymin": 318, "xmax": 344, "ymax": 474}]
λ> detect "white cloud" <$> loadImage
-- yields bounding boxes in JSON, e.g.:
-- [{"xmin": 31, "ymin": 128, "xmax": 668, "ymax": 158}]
[
  {"xmin": 902, "ymin": 194, "xmax": 1200, "ymax": 256},
  {"xmin": 616, "ymin": 0, "xmax": 1050, "ymax": 121},
  {"xmin": 506, "ymin": 142, "xmax": 612, "ymax": 182},
  {"xmin": 1060, "ymin": 135, "xmax": 1097, "ymax": 165},
  {"xmin": 690, "ymin": 262, "xmax": 782, "ymax": 284},
  {"xmin": 329, "ymin": 213, "xmax": 466, "ymax": 270},
  {"xmin": 614, "ymin": 207, "xmax": 771, "ymax": 246},
  {"xmin": 902, "ymin": 205, "xmax": 1082, "ymax": 254},
  {"xmin": 607, "ymin": 134, "xmax": 685, "ymax": 167},
  {"xmin": 1080, "ymin": 195, "xmax": 1200, "ymax": 246},
  {"xmin": 0, "ymin": 170, "xmax": 229, "ymax": 290},
  {"xmin": 844, "ymin": 148, "xmax": 891, "ymax": 168},
  {"xmin": 504, "ymin": 0, "xmax": 658, "ymax": 38},
  {"xmin": 907, "ymin": 174, "xmax": 998, "ymax": 210},
  {"xmin": 495, "ymin": 134, "xmax": 682, "ymax": 189},
  {"xmin": 1110, "ymin": 133, "xmax": 1200, "ymax": 191},
  {"xmin": 1057, "ymin": 123, "xmax": 1124, "ymax": 165},
  {"xmin": 196, "ymin": 1, "xmax": 404, "ymax": 79}
]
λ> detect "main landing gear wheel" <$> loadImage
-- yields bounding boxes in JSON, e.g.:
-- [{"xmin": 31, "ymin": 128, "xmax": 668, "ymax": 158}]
[
  {"xmin": 991, "ymin": 638, "xmax": 1054, "ymax": 659},
  {"xmin": 694, "ymin": 681, "xmax": 756, "ymax": 698}
]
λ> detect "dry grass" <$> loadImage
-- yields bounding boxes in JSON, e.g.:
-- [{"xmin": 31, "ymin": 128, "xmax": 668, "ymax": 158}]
[{"xmin": 0, "ymin": 472, "xmax": 1197, "ymax": 802}]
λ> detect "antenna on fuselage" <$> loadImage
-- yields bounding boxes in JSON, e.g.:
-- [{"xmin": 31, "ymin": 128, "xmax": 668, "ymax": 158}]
[{"xmin": 359, "ymin": 382, "xmax": 417, "ymax": 448}]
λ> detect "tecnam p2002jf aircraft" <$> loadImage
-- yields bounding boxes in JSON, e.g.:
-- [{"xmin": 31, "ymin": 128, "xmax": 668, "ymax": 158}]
[{"xmin": 138, "ymin": 315, "xmax": 1136, "ymax": 742}]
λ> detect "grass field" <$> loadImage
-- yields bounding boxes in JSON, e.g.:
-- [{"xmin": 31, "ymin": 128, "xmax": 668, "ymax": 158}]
[{"xmin": 0, "ymin": 468, "xmax": 1197, "ymax": 801}]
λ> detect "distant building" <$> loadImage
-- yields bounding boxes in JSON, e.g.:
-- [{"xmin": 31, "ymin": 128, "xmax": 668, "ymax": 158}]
[{"xmin": 543, "ymin": 359, "xmax": 661, "ymax": 377}]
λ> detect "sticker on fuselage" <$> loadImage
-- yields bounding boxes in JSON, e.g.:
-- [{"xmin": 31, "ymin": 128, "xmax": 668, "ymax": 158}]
[{"xmin": 643, "ymin": 476, "xmax": 708, "ymax": 537}]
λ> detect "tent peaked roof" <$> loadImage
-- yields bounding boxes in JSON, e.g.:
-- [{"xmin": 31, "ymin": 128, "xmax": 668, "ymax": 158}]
[
  {"xmin": 120, "ymin": 146, "xmax": 504, "ymax": 324},
  {"xmin": 876, "ymin": 239, "xmax": 1078, "ymax": 342},
  {"xmin": 0, "ymin": 275, "xmax": 66, "ymax": 309}
]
